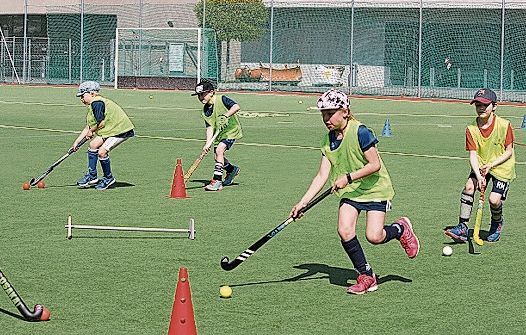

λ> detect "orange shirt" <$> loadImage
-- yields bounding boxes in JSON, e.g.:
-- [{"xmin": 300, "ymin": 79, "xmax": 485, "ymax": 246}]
[{"xmin": 465, "ymin": 116, "xmax": 514, "ymax": 151}]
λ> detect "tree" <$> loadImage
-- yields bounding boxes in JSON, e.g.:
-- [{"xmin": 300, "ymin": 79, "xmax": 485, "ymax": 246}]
[{"xmin": 194, "ymin": 0, "xmax": 268, "ymax": 79}]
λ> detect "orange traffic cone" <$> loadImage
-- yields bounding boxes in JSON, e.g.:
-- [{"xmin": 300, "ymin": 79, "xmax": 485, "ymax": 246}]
[
  {"xmin": 168, "ymin": 267, "xmax": 197, "ymax": 335},
  {"xmin": 170, "ymin": 158, "xmax": 188, "ymax": 198}
]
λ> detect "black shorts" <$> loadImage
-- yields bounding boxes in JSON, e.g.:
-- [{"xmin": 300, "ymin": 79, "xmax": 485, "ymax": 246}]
[
  {"xmin": 468, "ymin": 171, "xmax": 510, "ymax": 200},
  {"xmin": 214, "ymin": 139, "xmax": 236, "ymax": 151},
  {"xmin": 339, "ymin": 198, "xmax": 392, "ymax": 213}
]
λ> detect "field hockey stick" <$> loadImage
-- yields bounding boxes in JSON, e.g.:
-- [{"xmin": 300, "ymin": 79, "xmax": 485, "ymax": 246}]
[
  {"xmin": 0, "ymin": 270, "xmax": 50, "ymax": 321},
  {"xmin": 184, "ymin": 130, "xmax": 220, "ymax": 182},
  {"xmin": 220, "ymin": 187, "xmax": 332, "ymax": 271},
  {"xmin": 473, "ymin": 186, "xmax": 486, "ymax": 246},
  {"xmin": 29, "ymin": 137, "xmax": 88, "ymax": 186}
]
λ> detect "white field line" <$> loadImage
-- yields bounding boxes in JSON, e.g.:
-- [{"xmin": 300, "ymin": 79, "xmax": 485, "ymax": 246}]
[
  {"xmin": 2, "ymin": 99, "xmax": 524, "ymax": 120},
  {"xmin": 1, "ymin": 123, "xmax": 525, "ymax": 165}
]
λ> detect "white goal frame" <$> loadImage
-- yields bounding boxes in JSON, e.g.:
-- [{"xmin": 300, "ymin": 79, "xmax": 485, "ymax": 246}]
[{"xmin": 114, "ymin": 27, "xmax": 204, "ymax": 89}]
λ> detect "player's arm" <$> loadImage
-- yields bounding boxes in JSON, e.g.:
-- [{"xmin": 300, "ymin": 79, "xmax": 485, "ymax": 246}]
[
  {"xmin": 290, "ymin": 155, "xmax": 331, "ymax": 219},
  {"xmin": 202, "ymin": 126, "xmax": 214, "ymax": 153},
  {"xmin": 480, "ymin": 124, "xmax": 514, "ymax": 176},
  {"xmin": 469, "ymin": 150, "xmax": 486, "ymax": 190},
  {"xmin": 334, "ymin": 125, "xmax": 380, "ymax": 190},
  {"xmin": 334, "ymin": 146, "xmax": 381, "ymax": 190},
  {"xmin": 72, "ymin": 125, "xmax": 91, "ymax": 150}
]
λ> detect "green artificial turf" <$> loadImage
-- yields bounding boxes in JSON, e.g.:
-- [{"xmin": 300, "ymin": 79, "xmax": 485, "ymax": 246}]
[{"xmin": 0, "ymin": 85, "xmax": 525, "ymax": 334}]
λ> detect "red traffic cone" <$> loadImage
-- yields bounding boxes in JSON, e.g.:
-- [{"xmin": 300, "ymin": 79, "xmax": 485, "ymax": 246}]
[
  {"xmin": 168, "ymin": 267, "xmax": 197, "ymax": 335},
  {"xmin": 170, "ymin": 158, "xmax": 188, "ymax": 198}
]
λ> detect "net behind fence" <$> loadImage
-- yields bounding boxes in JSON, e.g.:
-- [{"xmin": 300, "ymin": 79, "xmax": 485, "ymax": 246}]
[
  {"xmin": 115, "ymin": 28, "xmax": 217, "ymax": 89},
  {"xmin": 2, "ymin": 0, "xmax": 526, "ymax": 102}
]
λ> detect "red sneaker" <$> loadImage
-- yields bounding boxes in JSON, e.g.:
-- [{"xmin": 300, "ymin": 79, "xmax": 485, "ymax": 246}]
[
  {"xmin": 347, "ymin": 274, "xmax": 378, "ymax": 295},
  {"xmin": 397, "ymin": 217, "xmax": 420, "ymax": 258}
]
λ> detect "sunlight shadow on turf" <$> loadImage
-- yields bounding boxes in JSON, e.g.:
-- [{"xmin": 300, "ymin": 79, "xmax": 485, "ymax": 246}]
[
  {"xmin": 230, "ymin": 263, "xmax": 411, "ymax": 288},
  {"xmin": 444, "ymin": 226, "xmax": 488, "ymax": 254},
  {"xmin": 185, "ymin": 179, "xmax": 207, "ymax": 190},
  {"xmin": 0, "ymin": 307, "xmax": 28, "ymax": 321},
  {"xmin": 45, "ymin": 181, "xmax": 135, "ymax": 189}
]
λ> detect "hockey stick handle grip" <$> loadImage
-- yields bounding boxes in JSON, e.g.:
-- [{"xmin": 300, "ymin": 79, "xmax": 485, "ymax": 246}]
[
  {"xmin": 68, "ymin": 137, "xmax": 88, "ymax": 154},
  {"xmin": 297, "ymin": 188, "xmax": 332, "ymax": 216}
]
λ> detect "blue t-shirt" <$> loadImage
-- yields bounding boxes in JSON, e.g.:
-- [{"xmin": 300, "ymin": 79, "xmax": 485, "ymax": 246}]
[
  {"xmin": 204, "ymin": 95, "xmax": 237, "ymax": 127},
  {"xmin": 328, "ymin": 125, "xmax": 378, "ymax": 152}
]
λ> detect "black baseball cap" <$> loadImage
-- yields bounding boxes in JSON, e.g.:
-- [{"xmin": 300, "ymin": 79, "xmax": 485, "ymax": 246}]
[
  {"xmin": 191, "ymin": 80, "xmax": 215, "ymax": 96},
  {"xmin": 471, "ymin": 88, "xmax": 497, "ymax": 105}
]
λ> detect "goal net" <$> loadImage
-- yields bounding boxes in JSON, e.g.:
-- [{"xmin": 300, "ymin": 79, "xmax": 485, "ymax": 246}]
[{"xmin": 114, "ymin": 27, "xmax": 218, "ymax": 89}]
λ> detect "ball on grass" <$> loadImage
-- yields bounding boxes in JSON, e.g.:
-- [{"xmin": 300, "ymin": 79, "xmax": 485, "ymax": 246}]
[
  {"xmin": 298, "ymin": 100, "xmax": 303, "ymax": 104},
  {"xmin": 22, "ymin": 182, "xmax": 30, "ymax": 190},
  {"xmin": 149, "ymin": 95, "xmax": 154, "ymax": 99},
  {"xmin": 219, "ymin": 285, "xmax": 232, "ymax": 298},
  {"xmin": 37, "ymin": 181, "xmax": 46, "ymax": 189},
  {"xmin": 442, "ymin": 246, "xmax": 453, "ymax": 256},
  {"xmin": 39, "ymin": 305, "xmax": 51, "ymax": 321}
]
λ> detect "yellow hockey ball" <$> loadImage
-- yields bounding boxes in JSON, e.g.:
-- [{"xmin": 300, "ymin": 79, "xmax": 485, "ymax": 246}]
[{"xmin": 219, "ymin": 285, "xmax": 232, "ymax": 298}]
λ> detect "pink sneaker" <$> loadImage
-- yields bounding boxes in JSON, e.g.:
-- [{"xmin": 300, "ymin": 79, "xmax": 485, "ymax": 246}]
[
  {"xmin": 347, "ymin": 274, "xmax": 378, "ymax": 295},
  {"xmin": 397, "ymin": 217, "xmax": 420, "ymax": 258}
]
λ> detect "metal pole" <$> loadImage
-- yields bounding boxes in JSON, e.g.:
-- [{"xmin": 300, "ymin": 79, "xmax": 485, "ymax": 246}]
[
  {"xmin": 114, "ymin": 28, "xmax": 119, "ymax": 88},
  {"xmin": 138, "ymin": 0, "xmax": 143, "ymax": 76},
  {"xmin": 197, "ymin": 28, "xmax": 202, "ymax": 83},
  {"xmin": 22, "ymin": 0, "xmax": 28, "ymax": 83},
  {"xmin": 69, "ymin": 38, "xmax": 72, "ymax": 83},
  {"xmin": 203, "ymin": 0, "xmax": 206, "ymax": 29},
  {"xmin": 80, "ymin": 0, "xmax": 84, "ymax": 82},
  {"xmin": 349, "ymin": 0, "xmax": 355, "ymax": 93},
  {"xmin": 268, "ymin": 0, "xmax": 274, "ymax": 91},
  {"xmin": 417, "ymin": 0, "xmax": 423, "ymax": 98},
  {"xmin": 499, "ymin": 0, "xmax": 505, "ymax": 100}
]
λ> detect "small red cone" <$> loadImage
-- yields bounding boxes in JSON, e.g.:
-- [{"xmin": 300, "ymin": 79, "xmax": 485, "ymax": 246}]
[
  {"xmin": 170, "ymin": 158, "xmax": 188, "ymax": 198},
  {"xmin": 168, "ymin": 267, "xmax": 197, "ymax": 335}
]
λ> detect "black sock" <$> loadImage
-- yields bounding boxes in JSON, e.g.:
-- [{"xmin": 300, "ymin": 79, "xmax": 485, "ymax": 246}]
[
  {"xmin": 341, "ymin": 237, "xmax": 373, "ymax": 276},
  {"xmin": 382, "ymin": 223, "xmax": 402, "ymax": 243}
]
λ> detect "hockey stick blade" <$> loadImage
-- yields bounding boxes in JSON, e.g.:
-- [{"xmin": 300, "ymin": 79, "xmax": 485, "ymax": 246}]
[
  {"xmin": 220, "ymin": 188, "xmax": 332, "ymax": 271},
  {"xmin": 0, "ymin": 270, "xmax": 48, "ymax": 321}
]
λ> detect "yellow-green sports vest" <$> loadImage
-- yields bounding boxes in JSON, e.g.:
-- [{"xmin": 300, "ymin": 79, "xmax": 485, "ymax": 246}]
[
  {"xmin": 467, "ymin": 115, "xmax": 516, "ymax": 182},
  {"xmin": 87, "ymin": 96, "xmax": 134, "ymax": 138},
  {"xmin": 200, "ymin": 94, "xmax": 243, "ymax": 144},
  {"xmin": 321, "ymin": 120, "xmax": 395, "ymax": 201}
]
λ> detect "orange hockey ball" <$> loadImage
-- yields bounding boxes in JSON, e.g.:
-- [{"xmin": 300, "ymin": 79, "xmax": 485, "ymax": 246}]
[
  {"xmin": 22, "ymin": 182, "xmax": 30, "ymax": 190},
  {"xmin": 37, "ymin": 181, "xmax": 46, "ymax": 189}
]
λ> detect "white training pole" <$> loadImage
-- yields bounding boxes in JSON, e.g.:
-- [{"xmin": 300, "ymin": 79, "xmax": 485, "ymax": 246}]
[
  {"xmin": 189, "ymin": 218, "xmax": 195, "ymax": 240},
  {"xmin": 67, "ymin": 215, "xmax": 72, "ymax": 240},
  {"xmin": 65, "ymin": 216, "xmax": 195, "ymax": 239}
]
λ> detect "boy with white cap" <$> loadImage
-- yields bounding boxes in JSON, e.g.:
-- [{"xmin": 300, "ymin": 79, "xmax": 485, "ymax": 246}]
[{"xmin": 72, "ymin": 81, "xmax": 135, "ymax": 190}]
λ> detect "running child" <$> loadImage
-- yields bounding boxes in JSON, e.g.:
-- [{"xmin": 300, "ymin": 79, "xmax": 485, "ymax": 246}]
[
  {"xmin": 192, "ymin": 80, "xmax": 242, "ymax": 191},
  {"xmin": 290, "ymin": 89, "xmax": 419, "ymax": 295},
  {"xmin": 445, "ymin": 88, "xmax": 515, "ymax": 242},
  {"xmin": 72, "ymin": 81, "xmax": 135, "ymax": 190}
]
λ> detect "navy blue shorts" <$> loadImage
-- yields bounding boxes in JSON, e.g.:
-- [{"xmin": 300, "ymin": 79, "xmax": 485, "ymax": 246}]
[
  {"xmin": 339, "ymin": 198, "xmax": 392, "ymax": 213},
  {"xmin": 468, "ymin": 171, "xmax": 510, "ymax": 200},
  {"xmin": 215, "ymin": 139, "xmax": 236, "ymax": 151}
]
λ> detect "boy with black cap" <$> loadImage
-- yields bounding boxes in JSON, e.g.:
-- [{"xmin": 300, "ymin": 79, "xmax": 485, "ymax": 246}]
[
  {"xmin": 192, "ymin": 80, "xmax": 243, "ymax": 191},
  {"xmin": 72, "ymin": 81, "xmax": 135, "ymax": 190},
  {"xmin": 290, "ymin": 89, "xmax": 419, "ymax": 295},
  {"xmin": 445, "ymin": 88, "xmax": 515, "ymax": 242}
]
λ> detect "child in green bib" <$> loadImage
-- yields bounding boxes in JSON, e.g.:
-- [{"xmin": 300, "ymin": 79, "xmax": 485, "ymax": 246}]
[
  {"xmin": 192, "ymin": 80, "xmax": 243, "ymax": 191},
  {"xmin": 72, "ymin": 81, "xmax": 135, "ymax": 191},
  {"xmin": 290, "ymin": 89, "xmax": 419, "ymax": 295},
  {"xmin": 445, "ymin": 88, "xmax": 515, "ymax": 242}
]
